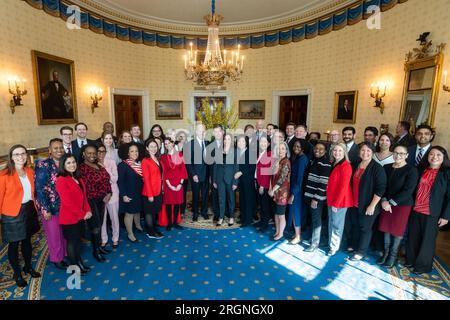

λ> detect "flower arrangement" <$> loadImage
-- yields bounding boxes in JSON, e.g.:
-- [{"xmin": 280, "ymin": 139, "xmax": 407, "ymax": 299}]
[{"xmin": 195, "ymin": 97, "xmax": 239, "ymax": 130}]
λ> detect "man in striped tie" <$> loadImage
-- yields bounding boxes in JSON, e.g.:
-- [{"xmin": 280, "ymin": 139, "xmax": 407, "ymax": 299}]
[{"xmin": 406, "ymin": 124, "xmax": 434, "ymax": 167}]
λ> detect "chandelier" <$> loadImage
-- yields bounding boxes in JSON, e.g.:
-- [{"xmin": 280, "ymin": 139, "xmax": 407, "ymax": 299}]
[{"xmin": 184, "ymin": 0, "xmax": 244, "ymax": 87}]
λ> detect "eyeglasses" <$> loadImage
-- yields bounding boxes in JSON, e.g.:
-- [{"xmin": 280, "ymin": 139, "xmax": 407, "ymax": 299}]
[
  {"xmin": 98, "ymin": 150, "xmax": 107, "ymax": 154},
  {"xmin": 393, "ymin": 152, "xmax": 408, "ymax": 156},
  {"xmin": 12, "ymin": 152, "xmax": 27, "ymax": 157},
  {"xmin": 62, "ymin": 133, "xmax": 73, "ymax": 136}
]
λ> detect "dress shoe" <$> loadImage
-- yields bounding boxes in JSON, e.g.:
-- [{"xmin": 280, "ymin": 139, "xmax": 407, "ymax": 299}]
[
  {"xmin": 173, "ymin": 224, "xmax": 184, "ymax": 230},
  {"xmin": 13, "ymin": 274, "xmax": 27, "ymax": 287},
  {"xmin": 74, "ymin": 262, "xmax": 89, "ymax": 274},
  {"xmin": 216, "ymin": 218, "xmax": 223, "ymax": 226},
  {"xmin": 112, "ymin": 242, "xmax": 119, "ymax": 249},
  {"xmin": 304, "ymin": 245, "xmax": 318, "ymax": 252},
  {"xmin": 228, "ymin": 218, "xmax": 235, "ymax": 226},
  {"xmin": 78, "ymin": 260, "xmax": 91, "ymax": 272},
  {"xmin": 202, "ymin": 214, "xmax": 209, "ymax": 220},
  {"xmin": 93, "ymin": 251, "xmax": 106, "ymax": 262},
  {"xmin": 192, "ymin": 216, "xmax": 199, "ymax": 222},
  {"xmin": 99, "ymin": 246, "xmax": 111, "ymax": 254},
  {"xmin": 155, "ymin": 231, "xmax": 164, "ymax": 238},
  {"xmin": 53, "ymin": 261, "xmax": 69, "ymax": 270},
  {"xmin": 23, "ymin": 267, "xmax": 41, "ymax": 278}
]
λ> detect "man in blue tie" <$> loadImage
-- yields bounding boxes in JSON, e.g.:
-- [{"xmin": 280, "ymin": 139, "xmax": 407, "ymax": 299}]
[{"xmin": 407, "ymin": 124, "xmax": 434, "ymax": 167}]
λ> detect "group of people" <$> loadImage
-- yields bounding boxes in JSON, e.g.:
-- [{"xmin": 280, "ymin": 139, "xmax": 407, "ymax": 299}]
[{"xmin": 0, "ymin": 119, "xmax": 449, "ymax": 289}]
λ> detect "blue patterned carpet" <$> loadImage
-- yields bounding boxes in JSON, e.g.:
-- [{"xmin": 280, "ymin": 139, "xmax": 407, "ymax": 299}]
[{"xmin": 1, "ymin": 223, "xmax": 450, "ymax": 300}]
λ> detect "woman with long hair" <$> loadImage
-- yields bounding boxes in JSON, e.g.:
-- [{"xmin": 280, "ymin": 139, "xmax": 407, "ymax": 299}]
[
  {"xmin": 0, "ymin": 145, "xmax": 41, "ymax": 287},
  {"xmin": 378, "ymin": 145, "xmax": 418, "ymax": 268},
  {"xmin": 235, "ymin": 135, "xmax": 256, "ymax": 227},
  {"xmin": 56, "ymin": 154, "xmax": 92, "ymax": 274},
  {"xmin": 212, "ymin": 133, "xmax": 239, "ymax": 226},
  {"xmin": 97, "ymin": 144, "xmax": 120, "ymax": 249},
  {"xmin": 374, "ymin": 133, "xmax": 395, "ymax": 166},
  {"xmin": 269, "ymin": 141, "xmax": 291, "ymax": 241},
  {"xmin": 160, "ymin": 137, "xmax": 188, "ymax": 230},
  {"xmin": 102, "ymin": 132, "xmax": 120, "ymax": 165},
  {"xmin": 142, "ymin": 139, "xmax": 165, "ymax": 238},
  {"xmin": 147, "ymin": 124, "xmax": 166, "ymax": 154},
  {"xmin": 406, "ymin": 146, "xmax": 450, "ymax": 274},
  {"xmin": 326, "ymin": 143, "xmax": 353, "ymax": 256}
]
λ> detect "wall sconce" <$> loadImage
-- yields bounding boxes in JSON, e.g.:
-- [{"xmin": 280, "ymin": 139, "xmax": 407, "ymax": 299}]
[
  {"xmin": 90, "ymin": 87, "xmax": 103, "ymax": 113},
  {"xmin": 370, "ymin": 82, "xmax": 386, "ymax": 114},
  {"xmin": 8, "ymin": 77, "xmax": 27, "ymax": 114}
]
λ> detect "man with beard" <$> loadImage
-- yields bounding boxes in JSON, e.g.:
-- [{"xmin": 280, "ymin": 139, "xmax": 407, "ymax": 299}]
[
  {"xmin": 342, "ymin": 126, "xmax": 359, "ymax": 164},
  {"xmin": 407, "ymin": 124, "xmax": 434, "ymax": 168}
]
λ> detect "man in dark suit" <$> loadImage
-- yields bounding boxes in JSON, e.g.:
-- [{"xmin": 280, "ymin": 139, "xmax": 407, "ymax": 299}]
[
  {"xmin": 130, "ymin": 124, "xmax": 144, "ymax": 145},
  {"xmin": 295, "ymin": 124, "xmax": 314, "ymax": 159},
  {"xmin": 394, "ymin": 121, "xmax": 416, "ymax": 148},
  {"xmin": 206, "ymin": 124, "xmax": 224, "ymax": 222},
  {"xmin": 184, "ymin": 123, "xmax": 210, "ymax": 222},
  {"xmin": 342, "ymin": 126, "xmax": 359, "ymax": 164},
  {"xmin": 40, "ymin": 71, "xmax": 73, "ymax": 119},
  {"xmin": 337, "ymin": 99, "xmax": 353, "ymax": 120},
  {"xmin": 71, "ymin": 122, "xmax": 95, "ymax": 162},
  {"xmin": 96, "ymin": 122, "xmax": 118, "ymax": 147},
  {"xmin": 285, "ymin": 122, "xmax": 297, "ymax": 156},
  {"xmin": 364, "ymin": 126, "xmax": 379, "ymax": 146},
  {"xmin": 407, "ymin": 124, "xmax": 434, "ymax": 167},
  {"xmin": 60, "ymin": 126, "xmax": 74, "ymax": 154}
]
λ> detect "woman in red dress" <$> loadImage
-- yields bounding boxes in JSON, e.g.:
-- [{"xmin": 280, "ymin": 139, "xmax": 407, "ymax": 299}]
[{"xmin": 161, "ymin": 137, "xmax": 188, "ymax": 230}]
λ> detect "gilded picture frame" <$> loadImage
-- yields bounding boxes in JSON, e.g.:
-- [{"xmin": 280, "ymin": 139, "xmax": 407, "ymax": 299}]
[
  {"xmin": 155, "ymin": 100, "xmax": 183, "ymax": 120},
  {"xmin": 31, "ymin": 50, "xmax": 78, "ymax": 125},
  {"xmin": 333, "ymin": 91, "xmax": 358, "ymax": 124}
]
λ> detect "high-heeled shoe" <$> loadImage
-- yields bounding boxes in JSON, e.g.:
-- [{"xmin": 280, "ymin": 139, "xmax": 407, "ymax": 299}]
[
  {"xmin": 13, "ymin": 273, "xmax": 27, "ymax": 287},
  {"xmin": 93, "ymin": 250, "xmax": 106, "ymax": 262},
  {"xmin": 74, "ymin": 262, "xmax": 89, "ymax": 274},
  {"xmin": 23, "ymin": 267, "xmax": 41, "ymax": 278},
  {"xmin": 228, "ymin": 218, "xmax": 235, "ymax": 226},
  {"xmin": 99, "ymin": 246, "xmax": 111, "ymax": 254},
  {"xmin": 77, "ymin": 259, "xmax": 91, "ymax": 272},
  {"xmin": 112, "ymin": 242, "xmax": 119, "ymax": 249}
]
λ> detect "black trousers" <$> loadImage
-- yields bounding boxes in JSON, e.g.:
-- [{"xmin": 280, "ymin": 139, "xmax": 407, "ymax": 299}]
[
  {"xmin": 345, "ymin": 207, "xmax": 379, "ymax": 255},
  {"xmin": 258, "ymin": 187, "xmax": 272, "ymax": 228},
  {"xmin": 181, "ymin": 180, "xmax": 189, "ymax": 216},
  {"xmin": 239, "ymin": 178, "xmax": 256, "ymax": 225},
  {"xmin": 406, "ymin": 211, "xmax": 439, "ymax": 273},
  {"xmin": 87, "ymin": 197, "xmax": 105, "ymax": 251},
  {"xmin": 190, "ymin": 179, "xmax": 209, "ymax": 218},
  {"xmin": 8, "ymin": 237, "xmax": 32, "ymax": 275},
  {"xmin": 143, "ymin": 194, "xmax": 163, "ymax": 234},
  {"xmin": 166, "ymin": 204, "xmax": 180, "ymax": 227},
  {"xmin": 62, "ymin": 221, "xmax": 83, "ymax": 265},
  {"xmin": 216, "ymin": 181, "xmax": 236, "ymax": 220}
]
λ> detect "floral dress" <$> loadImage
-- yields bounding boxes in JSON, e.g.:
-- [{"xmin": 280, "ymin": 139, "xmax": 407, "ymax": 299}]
[{"xmin": 35, "ymin": 157, "xmax": 60, "ymax": 215}]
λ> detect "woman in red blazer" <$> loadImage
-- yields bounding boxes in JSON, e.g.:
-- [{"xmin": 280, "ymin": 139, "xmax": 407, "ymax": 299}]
[
  {"xmin": 256, "ymin": 136, "xmax": 273, "ymax": 233},
  {"xmin": 0, "ymin": 145, "xmax": 40, "ymax": 287},
  {"xmin": 56, "ymin": 154, "xmax": 92, "ymax": 274},
  {"xmin": 326, "ymin": 143, "xmax": 353, "ymax": 256},
  {"xmin": 142, "ymin": 139, "xmax": 164, "ymax": 239}
]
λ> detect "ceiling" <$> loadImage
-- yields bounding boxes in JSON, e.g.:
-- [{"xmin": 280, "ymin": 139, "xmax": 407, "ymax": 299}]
[{"xmin": 79, "ymin": 0, "xmax": 350, "ymax": 29}]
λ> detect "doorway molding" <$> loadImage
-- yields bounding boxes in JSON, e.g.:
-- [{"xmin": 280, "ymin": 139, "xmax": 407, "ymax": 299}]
[
  {"xmin": 109, "ymin": 87, "xmax": 150, "ymax": 136},
  {"xmin": 272, "ymin": 89, "xmax": 312, "ymax": 128}
]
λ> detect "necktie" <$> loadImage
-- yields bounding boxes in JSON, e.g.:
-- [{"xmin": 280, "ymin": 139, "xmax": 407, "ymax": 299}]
[
  {"xmin": 81, "ymin": 140, "xmax": 85, "ymax": 148},
  {"xmin": 67, "ymin": 146, "xmax": 72, "ymax": 154},
  {"xmin": 415, "ymin": 148, "xmax": 424, "ymax": 166}
]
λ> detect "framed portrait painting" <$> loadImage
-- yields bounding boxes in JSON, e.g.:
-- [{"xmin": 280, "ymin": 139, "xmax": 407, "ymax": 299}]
[
  {"xmin": 333, "ymin": 91, "xmax": 358, "ymax": 124},
  {"xmin": 32, "ymin": 50, "xmax": 78, "ymax": 125},
  {"xmin": 238, "ymin": 100, "xmax": 265, "ymax": 119},
  {"xmin": 155, "ymin": 100, "xmax": 183, "ymax": 120}
]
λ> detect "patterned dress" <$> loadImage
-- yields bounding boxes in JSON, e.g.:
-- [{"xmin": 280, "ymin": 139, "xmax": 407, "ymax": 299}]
[
  {"xmin": 35, "ymin": 157, "xmax": 60, "ymax": 215},
  {"xmin": 271, "ymin": 157, "xmax": 291, "ymax": 206}
]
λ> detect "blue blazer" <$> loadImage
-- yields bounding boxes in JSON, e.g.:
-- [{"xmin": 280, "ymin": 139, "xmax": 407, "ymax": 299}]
[{"xmin": 117, "ymin": 162, "xmax": 144, "ymax": 214}]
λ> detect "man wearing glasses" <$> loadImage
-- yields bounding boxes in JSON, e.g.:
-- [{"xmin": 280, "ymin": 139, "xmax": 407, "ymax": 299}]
[{"xmin": 60, "ymin": 126, "xmax": 74, "ymax": 154}]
